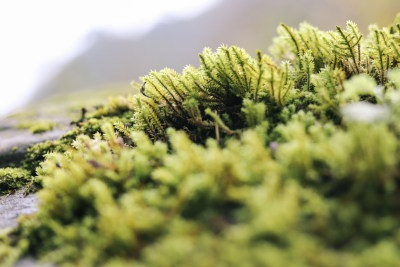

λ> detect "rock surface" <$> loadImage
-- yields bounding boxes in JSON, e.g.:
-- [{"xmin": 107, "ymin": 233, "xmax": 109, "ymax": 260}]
[
  {"xmin": 0, "ymin": 117, "xmax": 71, "ymax": 167},
  {"xmin": 14, "ymin": 258, "xmax": 56, "ymax": 267},
  {"xmin": 0, "ymin": 188, "xmax": 38, "ymax": 229}
]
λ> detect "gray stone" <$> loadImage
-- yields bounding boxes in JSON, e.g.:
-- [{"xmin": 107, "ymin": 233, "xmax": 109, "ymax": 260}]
[
  {"xmin": 0, "ymin": 188, "xmax": 38, "ymax": 229},
  {"xmin": 14, "ymin": 257, "xmax": 56, "ymax": 267},
  {"xmin": 0, "ymin": 117, "xmax": 71, "ymax": 167}
]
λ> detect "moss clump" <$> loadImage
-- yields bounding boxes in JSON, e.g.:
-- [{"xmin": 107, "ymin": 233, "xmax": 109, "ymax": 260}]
[
  {"xmin": 16, "ymin": 120, "xmax": 56, "ymax": 134},
  {"xmin": 0, "ymin": 168, "xmax": 30, "ymax": 195},
  {"xmin": 22, "ymin": 140, "xmax": 64, "ymax": 176},
  {"xmin": 9, "ymin": 121, "xmax": 400, "ymax": 266},
  {"xmin": 29, "ymin": 121, "xmax": 55, "ymax": 134},
  {"xmin": 1, "ymin": 15, "xmax": 400, "ymax": 266}
]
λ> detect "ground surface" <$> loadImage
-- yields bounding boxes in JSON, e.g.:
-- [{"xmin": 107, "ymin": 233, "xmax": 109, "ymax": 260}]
[{"xmin": 0, "ymin": 188, "xmax": 38, "ymax": 229}]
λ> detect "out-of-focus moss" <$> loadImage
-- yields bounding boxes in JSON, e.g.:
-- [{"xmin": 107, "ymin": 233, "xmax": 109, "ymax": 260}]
[
  {"xmin": 16, "ymin": 120, "xmax": 56, "ymax": 134},
  {"xmin": 0, "ymin": 168, "xmax": 30, "ymax": 195},
  {"xmin": 8, "ymin": 123, "xmax": 400, "ymax": 266}
]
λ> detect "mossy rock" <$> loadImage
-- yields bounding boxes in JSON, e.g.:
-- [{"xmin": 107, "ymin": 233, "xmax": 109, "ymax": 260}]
[{"xmin": 1, "ymin": 15, "xmax": 400, "ymax": 267}]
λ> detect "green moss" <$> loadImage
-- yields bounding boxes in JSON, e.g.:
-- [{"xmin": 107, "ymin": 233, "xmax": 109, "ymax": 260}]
[
  {"xmin": 1, "ymin": 15, "xmax": 400, "ymax": 267},
  {"xmin": 16, "ymin": 120, "xmax": 56, "ymax": 134},
  {"xmin": 9, "ymin": 122, "xmax": 400, "ymax": 266},
  {"xmin": 22, "ymin": 140, "xmax": 64, "ymax": 176},
  {"xmin": 29, "ymin": 122, "xmax": 55, "ymax": 134},
  {"xmin": 0, "ymin": 168, "xmax": 30, "ymax": 195}
]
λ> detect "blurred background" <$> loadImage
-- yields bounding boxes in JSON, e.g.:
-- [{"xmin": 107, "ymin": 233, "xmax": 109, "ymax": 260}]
[{"xmin": 0, "ymin": 0, "xmax": 399, "ymax": 117}]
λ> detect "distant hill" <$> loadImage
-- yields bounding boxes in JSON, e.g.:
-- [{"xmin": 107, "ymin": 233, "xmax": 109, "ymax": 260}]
[{"xmin": 32, "ymin": 0, "xmax": 400, "ymax": 101}]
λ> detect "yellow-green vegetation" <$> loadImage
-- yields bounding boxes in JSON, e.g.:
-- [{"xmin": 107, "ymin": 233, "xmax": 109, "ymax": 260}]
[
  {"xmin": 17, "ymin": 120, "xmax": 56, "ymax": 134},
  {"xmin": 1, "ymin": 15, "xmax": 400, "ymax": 266},
  {"xmin": 0, "ymin": 168, "xmax": 30, "ymax": 195}
]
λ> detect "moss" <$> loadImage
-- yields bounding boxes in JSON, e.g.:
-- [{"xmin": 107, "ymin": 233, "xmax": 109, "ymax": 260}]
[
  {"xmin": 22, "ymin": 111, "xmax": 134, "ymax": 173},
  {"xmin": 22, "ymin": 140, "xmax": 63, "ymax": 176},
  {"xmin": 1, "ymin": 15, "xmax": 400, "ymax": 267},
  {"xmin": 8, "ymin": 123, "xmax": 400, "ymax": 266},
  {"xmin": 0, "ymin": 168, "xmax": 30, "ymax": 195},
  {"xmin": 29, "ymin": 122, "xmax": 55, "ymax": 134},
  {"xmin": 16, "ymin": 120, "xmax": 56, "ymax": 134}
]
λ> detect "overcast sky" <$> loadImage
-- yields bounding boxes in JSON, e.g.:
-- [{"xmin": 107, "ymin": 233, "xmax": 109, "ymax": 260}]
[{"xmin": 0, "ymin": 0, "xmax": 218, "ymax": 117}]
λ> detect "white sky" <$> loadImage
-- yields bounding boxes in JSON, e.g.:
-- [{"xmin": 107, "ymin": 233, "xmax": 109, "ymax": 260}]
[{"xmin": 0, "ymin": 0, "xmax": 217, "ymax": 117}]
